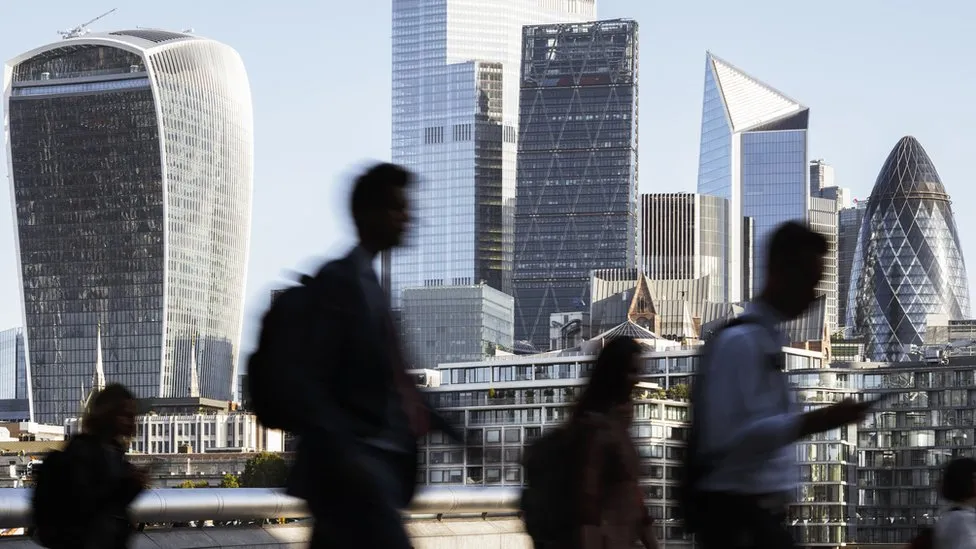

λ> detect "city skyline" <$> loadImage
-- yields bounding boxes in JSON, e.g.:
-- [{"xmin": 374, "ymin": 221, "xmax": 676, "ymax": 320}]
[{"xmin": 0, "ymin": 2, "xmax": 973, "ymax": 356}]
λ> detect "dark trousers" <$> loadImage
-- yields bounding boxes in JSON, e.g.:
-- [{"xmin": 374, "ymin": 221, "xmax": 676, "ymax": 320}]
[
  {"xmin": 696, "ymin": 492, "xmax": 794, "ymax": 549},
  {"xmin": 305, "ymin": 443, "xmax": 414, "ymax": 549}
]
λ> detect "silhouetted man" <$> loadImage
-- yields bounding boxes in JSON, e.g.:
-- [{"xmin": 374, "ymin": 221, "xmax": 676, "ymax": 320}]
[
  {"xmin": 286, "ymin": 163, "xmax": 458, "ymax": 549},
  {"xmin": 692, "ymin": 222, "xmax": 873, "ymax": 549}
]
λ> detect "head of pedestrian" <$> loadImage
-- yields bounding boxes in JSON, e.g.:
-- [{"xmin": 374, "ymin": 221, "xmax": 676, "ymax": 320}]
[
  {"xmin": 941, "ymin": 457, "xmax": 976, "ymax": 506},
  {"xmin": 761, "ymin": 221, "xmax": 828, "ymax": 321},
  {"xmin": 574, "ymin": 336, "xmax": 643, "ymax": 421},
  {"xmin": 351, "ymin": 162, "xmax": 414, "ymax": 255},
  {"xmin": 83, "ymin": 383, "xmax": 137, "ymax": 445}
]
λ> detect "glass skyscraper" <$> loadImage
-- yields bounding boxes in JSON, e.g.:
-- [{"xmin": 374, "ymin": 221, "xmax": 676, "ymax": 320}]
[
  {"xmin": 848, "ymin": 136, "xmax": 970, "ymax": 361},
  {"xmin": 389, "ymin": 0, "xmax": 595, "ymax": 308},
  {"xmin": 4, "ymin": 30, "xmax": 253, "ymax": 423},
  {"xmin": 837, "ymin": 202, "xmax": 866, "ymax": 332},
  {"xmin": 513, "ymin": 19, "xmax": 639, "ymax": 349},
  {"xmin": 696, "ymin": 52, "xmax": 809, "ymax": 301},
  {"xmin": 0, "ymin": 328, "xmax": 30, "ymax": 421}
]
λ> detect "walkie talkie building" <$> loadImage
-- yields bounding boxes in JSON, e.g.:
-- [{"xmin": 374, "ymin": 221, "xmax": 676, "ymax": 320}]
[{"xmin": 3, "ymin": 30, "xmax": 253, "ymax": 423}]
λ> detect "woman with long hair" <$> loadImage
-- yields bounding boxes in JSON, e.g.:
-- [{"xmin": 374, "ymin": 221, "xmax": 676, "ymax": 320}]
[{"xmin": 573, "ymin": 336, "xmax": 658, "ymax": 549}]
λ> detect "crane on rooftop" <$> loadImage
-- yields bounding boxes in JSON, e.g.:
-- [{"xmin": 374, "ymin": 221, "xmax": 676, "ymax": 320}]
[{"xmin": 58, "ymin": 8, "xmax": 117, "ymax": 40}]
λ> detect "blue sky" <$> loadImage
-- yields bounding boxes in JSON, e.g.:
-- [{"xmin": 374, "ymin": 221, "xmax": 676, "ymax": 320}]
[{"xmin": 0, "ymin": 0, "xmax": 973, "ymax": 353}]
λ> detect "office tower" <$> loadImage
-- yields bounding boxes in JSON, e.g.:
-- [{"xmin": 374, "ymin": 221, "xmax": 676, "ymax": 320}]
[
  {"xmin": 837, "ymin": 202, "xmax": 866, "ymax": 331},
  {"xmin": 4, "ymin": 31, "xmax": 253, "ymax": 423},
  {"xmin": 513, "ymin": 20, "xmax": 639, "ymax": 349},
  {"xmin": 400, "ymin": 285, "xmax": 514, "ymax": 369},
  {"xmin": 696, "ymin": 52, "xmax": 809, "ymax": 301},
  {"xmin": 0, "ymin": 328, "xmax": 30, "ymax": 421},
  {"xmin": 809, "ymin": 158, "xmax": 835, "ymax": 196},
  {"xmin": 809, "ymin": 196, "xmax": 839, "ymax": 330},
  {"xmin": 640, "ymin": 193, "xmax": 728, "ymax": 302},
  {"xmin": 389, "ymin": 0, "xmax": 595, "ymax": 308},
  {"xmin": 848, "ymin": 136, "xmax": 970, "ymax": 361}
]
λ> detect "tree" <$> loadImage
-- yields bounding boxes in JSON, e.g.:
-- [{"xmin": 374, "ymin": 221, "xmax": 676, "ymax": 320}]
[
  {"xmin": 666, "ymin": 383, "xmax": 690, "ymax": 401},
  {"xmin": 219, "ymin": 473, "xmax": 240, "ymax": 488},
  {"xmin": 177, "ymin": 480, "xmax": 210, "ymax": 488},
  {"xmin": 240, "ymin": 452, "xmax": 289, "ymax": 488}
]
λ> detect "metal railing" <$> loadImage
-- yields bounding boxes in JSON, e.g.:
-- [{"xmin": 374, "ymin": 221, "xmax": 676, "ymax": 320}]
[{"xmin": 0, "ymin": 486, "xmax": 521, "ymax": 528}]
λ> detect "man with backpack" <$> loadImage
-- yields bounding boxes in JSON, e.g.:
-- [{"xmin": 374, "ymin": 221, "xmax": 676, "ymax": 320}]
[
  {"xmin": 683, "ymin": 222, "xmax": 875, "ymax": 549},
  {"xmin": 248, "ymin": 163, "xmax": 460, "ymax": 549}
]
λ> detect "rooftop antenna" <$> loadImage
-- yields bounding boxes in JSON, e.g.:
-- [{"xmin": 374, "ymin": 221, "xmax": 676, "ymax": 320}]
[{"xmin": 59, "ymin": 8, "xmax": 117, "ymax": 40}]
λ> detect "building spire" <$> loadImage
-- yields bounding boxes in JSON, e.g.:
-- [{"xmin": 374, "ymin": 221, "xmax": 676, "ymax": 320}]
[
  {"xmin": 94, "ymin": 323, "xmax": 106, "ymax": 392},
  {"xmin": 188, "ymin": 333, "xmax": 200, "ymax": 398}
]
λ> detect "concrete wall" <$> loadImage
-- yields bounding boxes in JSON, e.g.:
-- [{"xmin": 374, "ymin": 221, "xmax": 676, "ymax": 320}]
[{"xmin": 0, "ymin": 518, "xmax": 531, "ymax": 549}]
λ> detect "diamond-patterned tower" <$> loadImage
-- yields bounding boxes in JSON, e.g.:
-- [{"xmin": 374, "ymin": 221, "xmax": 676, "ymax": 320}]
[
  {"xmin": 848, "ymin": 136, "xmax": 970, "ymax": 361},
  {"xmin": 513, "ymin": 19, "xmax": 639, "ymax": 349}
]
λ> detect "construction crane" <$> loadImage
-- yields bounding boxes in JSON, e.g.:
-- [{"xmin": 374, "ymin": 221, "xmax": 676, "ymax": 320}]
[{"xmin": 58, "ymin": 8, "xmax": 117, "ymax": 40}]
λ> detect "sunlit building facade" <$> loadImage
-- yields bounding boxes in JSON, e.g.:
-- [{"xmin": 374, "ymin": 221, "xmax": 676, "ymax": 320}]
[
  {"xmin": 389, "ymin": 0, "xmax": 595, "ymax": 307},
  {"xmin": 4, "ymin": 30, "xmax": 253, "ymax": 423},
  {"xmin": 696, "ymin": 52, "xmax": 809, "ymax": 302},
  {"xmin": 847, "ymin": 136, "xmax": 970, "ymax": 361}
]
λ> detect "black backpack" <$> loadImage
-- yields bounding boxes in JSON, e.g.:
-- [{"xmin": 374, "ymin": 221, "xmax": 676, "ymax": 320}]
[
  {"xmin": 32, "ymin": 442, "xmax": 86, "ymax": 548},
  {"xmin": 246, "ymin": 275, "xmax": 320, "ymax": 431},
  {"xmin": 680, "ymin": 316, "xmax": 763, "ymax": 534},
  {"xmin": 520, "ymin": 425, "xmax": 580, "ymax": 544}
]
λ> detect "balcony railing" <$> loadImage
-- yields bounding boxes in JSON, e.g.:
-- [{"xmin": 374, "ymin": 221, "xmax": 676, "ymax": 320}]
[{"xmin": 0, "ymin": 486, "xmax": 521, "ymax": 528}]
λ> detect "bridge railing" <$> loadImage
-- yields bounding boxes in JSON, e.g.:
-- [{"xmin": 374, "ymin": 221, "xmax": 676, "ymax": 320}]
[{"xmin": 0, "ymin": 486, "xmax": 521, "ymax": 528}]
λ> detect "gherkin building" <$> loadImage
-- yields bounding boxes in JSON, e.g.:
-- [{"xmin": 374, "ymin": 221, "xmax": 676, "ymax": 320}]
[{"xmin": 847, "ymin": 136, "xmax": 970, "ymax": 361}]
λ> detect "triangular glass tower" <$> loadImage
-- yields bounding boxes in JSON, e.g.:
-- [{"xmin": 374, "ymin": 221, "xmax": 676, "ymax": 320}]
[{"xmin": 696, "ymin": 52, "xmax": 810, "ymax": 301}]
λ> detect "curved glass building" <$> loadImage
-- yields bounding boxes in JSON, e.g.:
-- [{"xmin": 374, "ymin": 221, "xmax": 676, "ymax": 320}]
[
  {"xmin": 847, "ymin": 136, "xmax": 969, "ymax": 361},
  {"xmin": 3, "ymin": 30, "xmax": 253, "ymax": 423}
]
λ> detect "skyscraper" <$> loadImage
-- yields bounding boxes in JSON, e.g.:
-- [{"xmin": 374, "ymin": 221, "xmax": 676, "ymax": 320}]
[
  {"xmin": 696, "ymin": 52, "xmax": 809, "ymax": 301},
  {"xmin": 848, "ymin": 136, "xmax": 970, "ymax": 361},
  {"xmin": 808, "ymin": 196, "xmax": 839, "ymax": 330},
  {"xmin": 809, "ymin": 158, "xmax": 835, "ymax": 196},
  {"xmin": 513, "ymin": 19, "xmax": 639, "ymax": 349},
  {"xmin": 639, "ymin": 193, "xmax": 727, "ymax": 302},
  {"xmin": 837, "ymin": 202, "xmax": 866, "ymax": 330},
  {"xmin": 4, "ymin": 31, "xmax": 253, "ymax": 423},
  {"xmin": 0, "ymin": 328, "xmax": 30, "ymax": 421},
  {"xmin": 389, "ymin": 0, "xmax": 595, "ymax": 307}
]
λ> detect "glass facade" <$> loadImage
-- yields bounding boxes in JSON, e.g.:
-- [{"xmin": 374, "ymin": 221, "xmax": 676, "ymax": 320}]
[
  {"xmin": 696, "ymin": 53, "xmax": 809, "ymax": 302},
  {"xmin": 741, "ymin": 129, "xmax": 809, "ymax": 291},
  {"xmin": 513, "ymin": 20, "xmax": 639, "ymax": 349},
  {"xmin": 4, "ymin": 33, "xmax": 253, "ymax": 424},
  {"xmin": 848, "ymin": 136, "xmax": 970, "ymax": 362},
  {"xmin": 0, "ymin": 328, "xmax": 30, "ymax": 421},
  {"xmin": 400, "ymin": 285, "xmax": 514, "ymax": 370},
  {"xmin": 389, "ymin": 0, "xmax": 595, "ymax": 308},
  {"xmin": 837, "ymin": 204, "xmax": 866, "ymax": 331}
]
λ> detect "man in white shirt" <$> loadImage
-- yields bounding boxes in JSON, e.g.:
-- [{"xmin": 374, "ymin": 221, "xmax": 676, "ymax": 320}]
[
  {"xmin": 933, "ymin": 457, "xmax": 976, "ymax": 549},
  {"xmin": 691, "ymin": 222, "xmax": 874, "ymax": 549}
]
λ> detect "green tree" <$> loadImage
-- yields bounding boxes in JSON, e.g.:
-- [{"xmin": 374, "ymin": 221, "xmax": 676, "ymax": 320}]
[
  {"xmin": 177, "ymin": 480, "xmax": 210, "ymax": 488},
  {"xmin": 219, "ymin": 473, "xmax": 240, "ymax": 488},
  {"xmin": 666, "ymin": 383, "xmax": 691, "ymax": 401},
  {"xmin": 240, "ymin": 452, "xmax": 288, "ymax": 488}
]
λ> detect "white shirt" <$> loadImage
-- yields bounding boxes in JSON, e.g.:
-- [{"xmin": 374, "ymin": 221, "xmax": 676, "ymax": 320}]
[
  {"xmin": 697, "ymin": 301, "xmax": 803, "ymax": 495},
  {"xmin": 936, "ymin": 506, "xmax": 976, "ymax": 549}
]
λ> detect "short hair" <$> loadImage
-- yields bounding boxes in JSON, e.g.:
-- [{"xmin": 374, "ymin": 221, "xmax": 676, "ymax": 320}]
[
  {"xmin": 941, "ymin": 457, "xmax": 976, "ymax": 502},
  {"xmin": 766, "ymin": 221, "xmax": 828, "ymax": 275},
  {"xmin": 350, "ymin": 163, "xmax": 413, "ymax": 225}
]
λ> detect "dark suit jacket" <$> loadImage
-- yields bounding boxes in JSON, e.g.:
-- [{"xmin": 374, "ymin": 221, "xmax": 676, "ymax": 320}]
[{"xmin": 285, "ymin": 250, "xmax": 457, "ymax": 508}]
